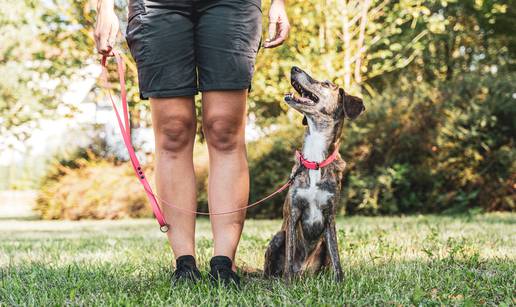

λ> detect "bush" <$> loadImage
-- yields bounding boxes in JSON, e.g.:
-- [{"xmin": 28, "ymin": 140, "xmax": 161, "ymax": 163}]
[
  {"xmin": 35, "ymin": 151, "xmax": 153, "ymax": 220},
  {"xmin": 246, "ymin": 116, "xmax": 305, "ymax": 218},
  {"xmin": 36, "ymin": 138, "xmax": 212, "ymax": 220},
  {"xmin": 340, "ymin": 73, "xmax": 515, "ymax": 214}
]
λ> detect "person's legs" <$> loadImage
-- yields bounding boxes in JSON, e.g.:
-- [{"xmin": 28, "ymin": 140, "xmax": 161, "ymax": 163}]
[
  {"xmin": 150, "ymin": 97, "xmax": 197, "ymax": 258},
  {"xmin": 202, "ymin": 90, "xmax": 249, "ymax": 270}
]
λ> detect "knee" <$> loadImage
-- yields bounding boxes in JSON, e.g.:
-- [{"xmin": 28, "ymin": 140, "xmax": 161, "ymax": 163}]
[
  {"xmin": 204, "ymin": 116, "xmax": 244, "ymax": 152},
  {"xmin": 155, "ymin": 116, "xmax": 195, "ymax": 154}
]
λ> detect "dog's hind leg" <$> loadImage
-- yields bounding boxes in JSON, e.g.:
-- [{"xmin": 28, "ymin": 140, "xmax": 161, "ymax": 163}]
[
  {"xmin": 264, "ymin": 231, "xmax": 285, "ymax": 277},
  {"xmin": 324, "ymin": 219, "xmax": 343, "ymax": 281}
]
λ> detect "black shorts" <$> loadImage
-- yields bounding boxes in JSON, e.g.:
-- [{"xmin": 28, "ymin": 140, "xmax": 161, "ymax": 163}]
[{"xmin": 125, "ymin": 0, "xmax": 262, "ymax": 99}]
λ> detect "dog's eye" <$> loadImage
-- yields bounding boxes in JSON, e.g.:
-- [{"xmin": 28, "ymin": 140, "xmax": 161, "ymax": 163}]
[{"xmin": 322, "ymin": 81, "xmax": 331, "ymax": 88}]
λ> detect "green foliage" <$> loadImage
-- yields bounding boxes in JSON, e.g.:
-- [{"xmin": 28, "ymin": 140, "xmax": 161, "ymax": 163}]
[
  {"xmin": 8, "ymin": 0, "xmax": 516, "ymax": 217},
  {"xmin": 0, "ymin": 0, "xmax": 56, "ymax": 147},
  {"xmin": 250, "ymin": 0, "xmax": 433, "ymax": 125},
  {"xmin": 0, "ymin": 0, "xmax": 136, "ymax": 148},
  {"xmin": 246, "ymin": 117, "xmax": 305, "ymax": 218},
  {"xmin": 375, "ymin": 0, "xmax": 516, "ymax": 86},
  {"xmin": 341, "ymin": 73, "xmax": 515, "ymax": 214},
  {"xmin": 4, "ymin": 0, "xmax": 514, "ymax": 143},
  {"xmin": 434, "ymin": 74, "xmax": 516, "ymax": 211}
]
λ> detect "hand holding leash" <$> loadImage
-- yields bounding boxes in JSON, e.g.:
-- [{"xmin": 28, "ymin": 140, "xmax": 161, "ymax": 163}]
[{"xmin": 94, "ymin": 0, "xmax": 119, "ymax": 56}]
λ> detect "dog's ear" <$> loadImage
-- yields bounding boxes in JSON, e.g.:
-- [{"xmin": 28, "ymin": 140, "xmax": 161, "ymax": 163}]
[
  {"xmin": 302, "ymin": 116, "xmax": 308, "ymax": 126},
  {"xmin": 339, "ymin": 88, "xmax": 365, "ymax": 120}
]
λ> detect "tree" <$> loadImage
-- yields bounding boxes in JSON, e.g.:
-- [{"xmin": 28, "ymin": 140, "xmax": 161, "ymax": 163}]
[
  {"xmin": 0, "ymin": 0, "xmax": 57, "ymax": 149},
  {"xmin": 375, "ymin": 0, "xmax": 514, "ymax": 85},
  {"xmin": 0, "ymin": 0, "xmax": 137, "ymax": 150}
]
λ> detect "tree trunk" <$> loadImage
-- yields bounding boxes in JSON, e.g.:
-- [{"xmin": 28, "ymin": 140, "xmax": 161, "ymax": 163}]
[
  {"xmin": 339, "ymin": 0, "xmax": 352, "ymax": 88},
  {"xmin": 354, "ymin": 0, "xmax": 371, "ymax": 85}
]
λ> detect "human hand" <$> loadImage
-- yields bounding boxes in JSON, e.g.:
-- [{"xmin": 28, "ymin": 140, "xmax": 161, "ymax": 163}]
[
  {"xmin": 263, "ymin": 0, "xmax": 290, "ymax": 48},
  {"xmin": 94, "ymin": 0, "xmax": 119, "ymax": 56}
]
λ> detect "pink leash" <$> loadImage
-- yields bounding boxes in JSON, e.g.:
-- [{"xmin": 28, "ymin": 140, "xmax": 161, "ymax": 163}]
[
  {"xmin": 101, "ymin": 51, "xmax": 169, "ymax": 232},
  {"xmin": 100, "ymin": 50, "xmax": 306, "ymax": 232}
]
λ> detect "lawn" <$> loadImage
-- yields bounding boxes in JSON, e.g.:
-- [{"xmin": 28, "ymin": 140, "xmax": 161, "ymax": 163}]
[{"xmin": 0, "ymin": 214, "xmax": 514, "ymax": 306}]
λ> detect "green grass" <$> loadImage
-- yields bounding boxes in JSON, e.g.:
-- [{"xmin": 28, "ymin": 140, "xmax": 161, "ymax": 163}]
[{"xmin": 1, "ymin": 214, "xmax": 515, "ymax": 306}]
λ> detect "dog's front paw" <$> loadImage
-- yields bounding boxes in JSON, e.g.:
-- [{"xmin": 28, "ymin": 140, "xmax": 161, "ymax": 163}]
[{"xmin": 334, "ymin": 269, "xmax": 344, "ymax": 282}]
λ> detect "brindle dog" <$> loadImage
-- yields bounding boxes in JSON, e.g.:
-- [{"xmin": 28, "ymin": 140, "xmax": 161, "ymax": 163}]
[{"xmin": 264, "ymin": 67, "xmax": 365, "ymax": 281}]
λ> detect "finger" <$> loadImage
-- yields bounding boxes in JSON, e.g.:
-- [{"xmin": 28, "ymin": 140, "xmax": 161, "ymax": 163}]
[
  {"xmin": 94, "ymin": 21, "xmax": 101, "ymax": 53},
  {"xmin": 263, "ymin": 22, "xmax": 279, "ymax": 48},
  {"xmin": 268, "ymin": 21, "xmax": 278, "ymax": 41},
  {"xmin": 95, "ymin": 14, "xmax": 114, "ymax": 55},
  {"xmin": 107, "ymin": 21, "xmax": 118, "ymax": 52},
  {"xmin": 95, "ymin": 17, "xmax": 107, "ymax": 53},
  {"xmin": 98, "ymin": 36, "xmax": 110, "ymax": 55},
  {"xmin": 98, "ymin": 23, "xmax": 113, "ymax": 55},
  {"xmin": 96, "ymin": 23, "xmax": 108, "ymax": 55},
  {"xmin": 264, "ymin": 22, "xmax": 290, "ymax": 48},
  {"xmin": 94, "ymin": 35, "xmax": 100, "ymax": 53},
  {"xmin": 277, "ymin": 22, "xmax": 290, "ymax": 42}
]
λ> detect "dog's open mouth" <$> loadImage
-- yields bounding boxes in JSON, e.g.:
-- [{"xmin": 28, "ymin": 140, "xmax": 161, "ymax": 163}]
[{"xmin": 284, "ymin": 80, "xmax": 319, "ymax": 105}]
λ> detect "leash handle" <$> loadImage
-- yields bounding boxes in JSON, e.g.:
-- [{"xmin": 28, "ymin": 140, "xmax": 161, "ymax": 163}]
[
  {"xmin": 100, "ymin": 50, "xmax": 296, "ymax": 230},
  {"xmin": 101, "ymin": 51, "xmax": 169, "ymax": 232}
]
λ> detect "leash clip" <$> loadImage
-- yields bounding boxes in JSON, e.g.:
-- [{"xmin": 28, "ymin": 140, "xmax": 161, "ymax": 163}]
[{"xmin": 160, "ymin": 224, "xmax": 170, "ymax": 233}]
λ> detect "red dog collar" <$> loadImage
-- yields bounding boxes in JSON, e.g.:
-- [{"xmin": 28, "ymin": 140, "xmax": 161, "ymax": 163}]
[{"xmin": 295, "ymin": 146, "xmax": 339, "ymax": 170}]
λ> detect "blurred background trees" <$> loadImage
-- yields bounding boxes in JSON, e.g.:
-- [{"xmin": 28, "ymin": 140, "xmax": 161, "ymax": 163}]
[
  {"xmin": 1, "ymin": 0, "xmax": 514, "ymax": 219},
  {"xmin": 0, "ymin": 0, "xmax": 56, "ymax": 148}
]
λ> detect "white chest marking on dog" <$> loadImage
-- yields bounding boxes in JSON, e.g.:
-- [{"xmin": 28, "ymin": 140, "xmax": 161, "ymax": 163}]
[
  {"xmin": 296, "ymin": 118, "xmax": 332, "ymax": 225},
  {"xmin": 302, "ymin": 118, "xmax": 326, "ymax": 185}
]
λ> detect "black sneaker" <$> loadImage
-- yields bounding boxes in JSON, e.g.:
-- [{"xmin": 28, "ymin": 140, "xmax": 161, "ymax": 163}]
[
  {"xmin": 171, "ymin": 255, "xmax": 201, "ymax": 284},
  {"xmin": 209, "ymin": 256, "xmax": 240, "ymax": 287}
]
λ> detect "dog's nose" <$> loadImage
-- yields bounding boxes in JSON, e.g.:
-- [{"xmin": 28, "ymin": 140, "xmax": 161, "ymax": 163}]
[{"xmin": 291, "ymin": 66, "xmax": 301, "ymax": 74}]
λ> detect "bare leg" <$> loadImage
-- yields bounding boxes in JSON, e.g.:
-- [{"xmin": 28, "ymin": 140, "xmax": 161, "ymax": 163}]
[
  {"xmin": 202, "ymin": 90, "xmax": 249, "ymax": 270},
  {"xmin": 150, "ymin": 97, "xmax": 197, "ymax": 258}
]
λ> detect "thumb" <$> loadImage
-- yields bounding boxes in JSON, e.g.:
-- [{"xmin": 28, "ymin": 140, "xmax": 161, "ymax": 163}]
[{"xmin": 268, "ymin": 20, "xmax": 278, "ymax": 42}]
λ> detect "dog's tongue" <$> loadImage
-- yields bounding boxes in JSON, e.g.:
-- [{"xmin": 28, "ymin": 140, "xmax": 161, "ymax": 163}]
[{"xmin": 284, "ymin": 92, "xmax": 313, "ymax": 105}]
